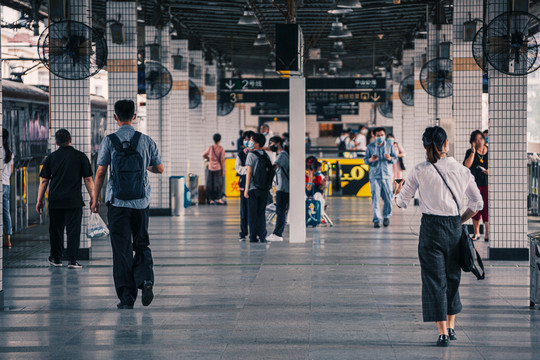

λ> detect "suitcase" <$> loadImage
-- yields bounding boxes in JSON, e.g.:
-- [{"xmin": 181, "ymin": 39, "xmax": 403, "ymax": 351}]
[
  {"xmin": 198, "ymin": 185, "xmax": 206, "ymax": 205},
  {"xmin": 306, "ymin": 198, "xmax": 321, "ymax": 227}
]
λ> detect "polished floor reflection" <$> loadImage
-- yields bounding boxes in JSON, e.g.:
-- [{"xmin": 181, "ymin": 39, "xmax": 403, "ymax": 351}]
[{"xmin": 1, "ymin": 197, "xmax": 539, "ymax": 359}]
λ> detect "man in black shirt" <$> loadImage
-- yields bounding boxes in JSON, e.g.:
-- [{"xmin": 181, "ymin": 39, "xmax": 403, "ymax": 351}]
[{"xmin": 37, "ymin": 129, "xmax": 94, "ymax": 268}]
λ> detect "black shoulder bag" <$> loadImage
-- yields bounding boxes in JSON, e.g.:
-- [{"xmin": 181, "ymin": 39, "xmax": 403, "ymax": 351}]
[{"xmin": 432, "ymin": 163, "xmax": 485, "ymax": 280}]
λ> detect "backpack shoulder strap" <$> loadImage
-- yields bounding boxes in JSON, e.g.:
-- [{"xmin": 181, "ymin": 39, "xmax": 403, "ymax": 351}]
[
  {"xmin": 431, "ymin": 163, "xmax": 460, "ymax": 213},
  {"xmin": 130, "ymin": 131, "xmax": 142, "ymax": 150},
  {"xmin": 107, "ymin": 134, "xmax": 122, "ymax": 151}
]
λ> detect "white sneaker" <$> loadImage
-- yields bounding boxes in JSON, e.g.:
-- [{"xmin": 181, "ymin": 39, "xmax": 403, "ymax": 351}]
[{"xmin": 267, "ymin": 234, "xmax": 283, "ymax": 242}]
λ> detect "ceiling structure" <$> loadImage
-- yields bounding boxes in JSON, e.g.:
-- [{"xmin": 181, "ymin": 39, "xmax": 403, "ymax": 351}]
[{"xmin": 3, "ymin": 0, "xmax": 540, "ymax": 76}]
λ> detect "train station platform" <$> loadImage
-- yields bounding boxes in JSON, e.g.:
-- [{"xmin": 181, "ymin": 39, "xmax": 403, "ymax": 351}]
[{"xmin": 0, "ymin": 198, "xmax": 538, "ymax": 360}]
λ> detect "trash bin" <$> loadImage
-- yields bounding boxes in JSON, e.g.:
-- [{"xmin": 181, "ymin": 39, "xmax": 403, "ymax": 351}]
[
  {"xmin": 188, "ymin": 173, "xmax": 199, "ymax": 205},
  {"xmin": 529, "ymin": 232, "xmax": 540, "ymax": 309},
  {"xmin": 169, "ymin": 176, "xmax": 185, "ymax": 216}
]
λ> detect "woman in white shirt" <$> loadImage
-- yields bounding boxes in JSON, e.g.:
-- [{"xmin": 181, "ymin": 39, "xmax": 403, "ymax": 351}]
[
  {"xmin": 395, "ymin": 126, "xmax": 483, "ymax": 347},
  {"xmin": 2, "ymin": 129, "xmax": 14, "ymax": 248}
]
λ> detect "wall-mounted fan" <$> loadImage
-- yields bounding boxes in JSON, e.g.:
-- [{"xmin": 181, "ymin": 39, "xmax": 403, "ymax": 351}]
[
  {"xmin": 377, "ymin": 101, "xmax": 392, "ymax": 118},
  {"xmin": 189, "ymin": 80, "xmax": 202, "ymax": 109},
  {"xmin": 399, "ymin": 75, "xmax": 414, "ymax": 106},
  {"xmin": 218, "ymin": 102, "xmax": 234, "ymax": 116},
  {"xmin": 38, "ymin": 20, "xmax": 107, "ymax": 80},
  {"xmin": 483, "ymin": 11, "xmax": 540, "ymax": 76},
  {"xmin": 472, "ymin": 26, "xmax": 488, "ymax": 72},
  {"xmin": 419, "ymin": 58, "xmax": 453, "ymax": 98},
  {"xmin": 145, "ymin": 60, "xmax": 172, "ymax": 100}
]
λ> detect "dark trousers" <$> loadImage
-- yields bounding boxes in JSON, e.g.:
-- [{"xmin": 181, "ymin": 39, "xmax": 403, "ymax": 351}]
[
  {"xmin": 418, "ymin": 214, "xmax": 462, "ymax": 322},
  {"xmin": 240, "ymin": 191, "xmax": 249, "ymax": 238},
  {"xmin": 273, "ymin": 191, "xmax": 289, "ymax": 237},
  {"xmin": 108, "ymin": 205, "xmax": 154, "ymax": 305},
  {"xmin": 247, "ymin": 189, "xmax": 267, "ymax": 242},
  {"xmin": 49, "ymin": 208, "xmax": 82, "ymax": 261},
  {"xmin": 207, "ymin": 170, "xmax": 223, "ymax": 201}
]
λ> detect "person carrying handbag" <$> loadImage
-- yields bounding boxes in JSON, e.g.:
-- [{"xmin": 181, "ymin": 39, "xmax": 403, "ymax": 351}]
[
  {"xmin": 203, "ymin": 133, "xmax": 226, "ymax": 205},
  {"xmin": 394, "ymin": 126, "xmax": 484, "ymax": 347}
]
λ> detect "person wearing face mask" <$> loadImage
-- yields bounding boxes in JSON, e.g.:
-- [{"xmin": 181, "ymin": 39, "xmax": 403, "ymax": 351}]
[
  {"xmin": 235, "ymin": 131, "xmax": 255, "ymax": 241},
  {"xmin": 394, "ymin": 126, "xmax": 483, "ymax": 347},
  {"xmin": 267, "ymin": 136, "xmax": 289, "ymax": 242},
  {"xmin": 386, "ymin": 134, "xmax": 406, "ymax": 180},
  {"xmin": 483, "ymin": 129, "xmax": 489, "ymax": 146},
  {"xmin": 364, "ymin": 127, "xmax": 397, "ymax": 228}
]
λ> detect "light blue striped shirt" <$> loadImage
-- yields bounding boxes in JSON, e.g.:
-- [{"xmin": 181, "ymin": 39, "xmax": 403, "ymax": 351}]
[{"xmin": 97, "ymin": 125, "xmax": 162, "ymax": 209}]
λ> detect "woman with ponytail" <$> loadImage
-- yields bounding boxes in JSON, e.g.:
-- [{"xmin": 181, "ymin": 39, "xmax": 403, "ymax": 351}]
[
  {"xmin": 2, "ymin": 129, "xmax": 14, "ymax": 248},
  {"xmin": 394, "ymin": 126, "xmax": 484, "ymax": 347}
]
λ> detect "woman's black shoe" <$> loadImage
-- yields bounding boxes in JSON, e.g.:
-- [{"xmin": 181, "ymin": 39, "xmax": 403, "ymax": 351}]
[
  {"xmin": 437, "ymin": 334, "xmax": 449, "ymax": 347},
  {"xmin": 447, "ymin": 328, "xmax": 456, "ymax": 341}
]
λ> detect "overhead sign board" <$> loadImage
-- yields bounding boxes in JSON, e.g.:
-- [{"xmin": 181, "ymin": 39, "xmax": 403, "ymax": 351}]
[
  {"xmin": 221, "ymin": 90, "xmax": 385, "ymax": 104},
  {"xmin": 219, "ymin": 77, "xmax": 386, "ymax": 92}
]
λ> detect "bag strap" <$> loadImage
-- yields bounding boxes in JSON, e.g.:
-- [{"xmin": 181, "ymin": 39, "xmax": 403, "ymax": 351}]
[
  {"xmin": 431, "ymin": 163, "xmax": 460, "ymax": 214},
  {"xmin": 107, "ymin": 134, "xmax": 123, "ymax": 151},
  {"xmin": 130, "ymin": 131, "xmax": 142, "ymax": 150},
  {"xmin": 472, "ymin": 247, "xmax": 486, "ymax": 280},
  {"xmin": 211, "ymin": 145, "xmax": 223, "ymax": 169}
]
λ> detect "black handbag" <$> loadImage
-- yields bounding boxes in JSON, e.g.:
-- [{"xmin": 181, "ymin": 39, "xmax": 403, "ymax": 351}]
[
  {"xmin": 398, "ymin": 157, "xmax": 406, "ymax": 171},
  {"xmin": 432, "ymin": 163, "xmax": 485, "ymax": 280}
]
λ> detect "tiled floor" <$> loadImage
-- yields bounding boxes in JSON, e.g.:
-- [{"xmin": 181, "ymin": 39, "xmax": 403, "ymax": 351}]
[{"xmin": 1, "ymin": 197, "xmax": 539, "ymax": 359}]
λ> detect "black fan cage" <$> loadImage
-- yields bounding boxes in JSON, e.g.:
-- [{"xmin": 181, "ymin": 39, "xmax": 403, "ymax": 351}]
[
  {"xmin": 38, "ymin": 20, "xmax": 107, "ymax": 80},
  {"xmin": 189, "ymin": 80, "xmax": 202, "ymax": 109},
  {"xmin": 145, "ymin": 60, "xmax": 173, "ymax": 100},
  {"xmin": 472, "ymin": 26, "xmax": 488, "ymax": 72},
  {"xmin": 218, "ymin": 101, "xmax": 235, "ymax": 116},
  {"xmin": 419, "ymin": 58, "xmax": 453, "ymax": 98},
  {"xmin": 483, "ymin": 11, "xmax": 540, "ymax": 76},
  {"xmin": 377, "ymin": 101, "xmax": 392, "ymax": 118},
  {"xmin": 399, "ymin": 75, "xmax": 414, "ymax": 106}
]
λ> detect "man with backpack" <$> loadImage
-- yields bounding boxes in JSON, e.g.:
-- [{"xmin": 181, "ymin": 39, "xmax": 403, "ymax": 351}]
[
  {"xmin": 235, "ymin": 130, "xmax": 254, "ymax": 241},
  {"xmin": 244, "ymin": 133, "xmax": 274, "ymax": 243},
  {"xmin": 92, "ymin": 100, "xmax": 164, "ymax": 309},
  {"xmin": 267, "ymin": 136, "xmax": 288, "ymax": 242},
  {"xmin": 335, "ymin": 128, "xmax": 349, "ymax": 157}
]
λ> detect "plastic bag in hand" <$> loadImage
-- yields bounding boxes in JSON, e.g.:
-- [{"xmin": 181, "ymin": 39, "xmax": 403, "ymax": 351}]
[{"xmin": 87, "ymin": 212, "xmax": 110, "ymax": 238}]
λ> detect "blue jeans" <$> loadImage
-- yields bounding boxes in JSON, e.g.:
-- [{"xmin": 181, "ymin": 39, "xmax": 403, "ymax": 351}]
[
  {"xmin": 370, "ymin": 178, "xmax": 393, "ymax": 224},
  {"xmin": 3, "ymin": 185, "xmax": 12, "ymax": 235}
]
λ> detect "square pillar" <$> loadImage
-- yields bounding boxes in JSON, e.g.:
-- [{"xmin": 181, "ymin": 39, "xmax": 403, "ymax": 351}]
[
  {"xmin": 392, "ymin": 66, "xmax": 403, "ymax": 145},
  {"xmin": 145, "ymin": 26, "xmax": 171, "ymax": 210},
  {"xmin": 204, "ymin": 62, "xmax": 218, "ymax": 138},
  {"xmin": 188, "ymin": 51, "xmax": 206, "ymax": 185},
  {"xmin": 401, "ymin": 49, "xmax": 415, "ymax": 171},
  {"xmin": 218, "ymin": 105, "xmax": 240, "ymax": 152},
  {"xmin": 453, "ymin": 0, "xmax": 484, "ymax": 159},
  {"xmin": 413, "ymin": 38, "xmax": 428, "ymax": 167},
  {"xmin": 0, "ymin": 5, "xmax": 4, "ymax": 309},
  {"xmin": 487, "ymin": 0, "xmax": 529, "ymax": 260},
  {"xmin": 106, "ymin": 1, "xmax": 138, "ymax": 135},
  {"xmin": 170, "ymin": 39, "xmax": 189, "ymax": 176},
  {"xmin": 49, "ymin": 0, "xmax": 92, "ymax": 260}
]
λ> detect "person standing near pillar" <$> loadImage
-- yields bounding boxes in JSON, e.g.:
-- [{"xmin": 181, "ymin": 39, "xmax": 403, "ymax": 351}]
[
  {"xmin": 203, "ymin": 133, "xmax": 226, "ymax": 205},
  {"xmin": 463, "ymin": 130, "xmax": 489, "ymax": 241},
  {"xmin": 235, "ymin": 131, "xmax": 254, "ymax": 241},
  {"xmin": 92, "ymin": 100, "xmax": 164, "ymax": 309},
  {"xmin": 364, "ymin": 128, "xmax": 397, "ymax": 228},
  {"xmin": 36, "ymin": 129, "xmax": 94, "ymax": 268},
  {"xmin": 2, "ymin": 129, "xmax": 14, "ymax": 248},
  {"xmin": 267, "ymin": 136, "xmax": 289, "ymax": 242},
  {"xmin": 395, "ymin": 126, "xmax": 483, "ymax": 347}
]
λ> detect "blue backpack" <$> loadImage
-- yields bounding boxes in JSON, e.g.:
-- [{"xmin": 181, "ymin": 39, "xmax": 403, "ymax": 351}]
[{"xmin": 108, "ymin": 131, "xmax": 145, "ymax": 201}]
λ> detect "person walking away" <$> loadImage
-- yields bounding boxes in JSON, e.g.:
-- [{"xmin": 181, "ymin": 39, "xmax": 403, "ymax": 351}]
[
  {"xmin": 387, "ymin": 134, "xmax": 406, "ymax": 181},
  {"xmin": 244, "ymin": 133, "xmax": 274, "ymax": 243},
  {"xmin": 463, "ymin": 130, "xmax": 489, "ymax": 241},
  {"xmin": 235, "ymin": 130, "xmax": 254, "ymax": 241},
  {"xmin": 364, "ymin": 127, "xmax": 397, "ymax": 228},
  {"xmin": 335, "ymin": 128, "xmax": 349, "ymax": 157},
  {"xmin": 203, "ymin": 133, "xmax": 226, "ymax": 205},
  {"xmin": 36, "ymin": 129, "xmax": 94, "ymax": 268},
  {"xmin": 345, "ymin": 132, "xmax": 358, "ymax": 158},
  {"xmin": 2, "ymin": 129, "xmax": 14, "ymax": 248},
  {"xmin": 395, "ymin": 126, "xmax": 483, "ymax": 347},
  {"xmin": 92, "ymin": 100, "xmax": 164, "ymax": 309},
  {"xmin": 267, "ymin": 136, "xmax": 288, "ymax": 242}
]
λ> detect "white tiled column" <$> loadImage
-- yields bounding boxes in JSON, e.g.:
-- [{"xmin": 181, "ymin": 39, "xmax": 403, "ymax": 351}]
[
  {"xmin": 218, "ymin": 105, "xmax": 241, "ymax": 152},
  {"xmin": 401, "ymin": 49, "xmax": 415, "ymax": 171},
  {"xmin": 0, "ymin": 5, "xmax": 4, "ymax": 308},
  {"xmin": 487, "ymin": 0, "xmax": 529, "ymax": 260},
  {"xmin": 170, "ymin": 39, "xmax": 189, "ymax": 176},
  {"xmin": 106, "ymin": 1, "xmax": 138, "ymax": 135},
  {"xmin": 204, "ymin": 62, "xmax": 218, "ymax": 137},
  {"xmin": 49, "ymin": 0, "xmax": 92, "ymax": 259},
  {"xmin": 427, "ymin": 24, "xmax": 453, "ymax": 129},
  {"xmin": 189, "ymin": 51, "xmax": 206, "ymax": 184},
  {"xmin": 413, "ymin": 38, "xmax": 428, "ymax": 167},
  {"xmin": 453, "ymin": 0, "xmax": 483, "ymax": 159},
  {"xmin": 392, "ymin": 66, "xmax": 403, "ymax": 144},
  {"xmin": 145, "ymin": 26, "xmax": 171, "ymax": 210}
]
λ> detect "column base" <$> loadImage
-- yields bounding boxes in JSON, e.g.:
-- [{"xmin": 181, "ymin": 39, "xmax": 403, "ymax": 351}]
[
  {"xmin": 62, "ymin": 248, "xmax": 91, "ymax": 261},
  {"xmin": 488, "ymin": 247, "xmax": 529, "ymax": 261},
  {"xmin": 149, "ymin": 208, "xmax": 172, "ymax": 216},
  {"xmin": 0, "ymin": 290, "xmax": 4, "ymax": 311}
]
